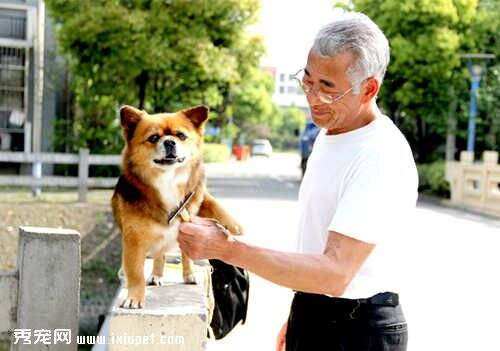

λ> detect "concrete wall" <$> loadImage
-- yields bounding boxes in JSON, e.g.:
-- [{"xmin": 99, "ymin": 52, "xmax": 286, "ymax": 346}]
[
  {"xmin": 94, "ymin": 258, "xmax": 212, "ymax": 351},
  {"xmin": 445, "ymin": 151, "xmax": 500, "ymax": 216},
  {"xmin": 0, "ymin": 272, "xmax": 18, "ymax": 332},
  {"xmin": 0, "ymin": 227, "xmax": 81, "ymax": 351}
]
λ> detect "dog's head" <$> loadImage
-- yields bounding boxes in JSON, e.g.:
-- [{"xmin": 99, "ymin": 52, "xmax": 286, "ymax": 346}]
[{"xmin": 119, "ymin": 105, "xmax": 208, "ymax": 173}]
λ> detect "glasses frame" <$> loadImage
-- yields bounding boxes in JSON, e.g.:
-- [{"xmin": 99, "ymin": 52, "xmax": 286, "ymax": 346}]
[{"xmin": 292, "ymin": 68, "xmax": 353, "ymax": 104}]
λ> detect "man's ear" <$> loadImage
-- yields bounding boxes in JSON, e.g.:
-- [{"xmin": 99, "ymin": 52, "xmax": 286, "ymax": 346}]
[
  {"xmin": 182, "ymin": 105, "xmax": 209, "ymax": 131},
  {"xmin": 361, "ymin": 77, "xmax": 380, "ymax": 103},
  {"xmin": 119, "ymin": 105, "xmax": 143, "ymax": 141}
]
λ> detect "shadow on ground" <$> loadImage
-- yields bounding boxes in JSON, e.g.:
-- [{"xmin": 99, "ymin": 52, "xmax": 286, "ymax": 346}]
[{"xmin": 79, "ymin": 212, "xmax": 121, "ymax": 342}]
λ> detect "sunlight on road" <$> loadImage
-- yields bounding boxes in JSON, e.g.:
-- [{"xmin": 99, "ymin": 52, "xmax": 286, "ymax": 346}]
[
  {"xmin": 206, "ymin": 172, "xmax": 500, "ymax": 350},
  {"xmin": 404, "ymin": 202, "xmax": 500, "ymax": 351},
  {"xmin": 206, "ymin": 198, "xmax": 298, "ymax": 351}
]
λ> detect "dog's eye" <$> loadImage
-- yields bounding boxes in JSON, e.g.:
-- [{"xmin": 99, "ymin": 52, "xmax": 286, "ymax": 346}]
[
  {"xmin": 176, "ymin": 132, "xmax": 187, "ymax": 141},
  {"xmin": 147, "ymin": 134, "xmax": 160, "ymax": 143}
]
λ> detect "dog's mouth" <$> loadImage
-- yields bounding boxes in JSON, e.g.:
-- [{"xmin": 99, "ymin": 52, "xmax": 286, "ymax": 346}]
[{"xmin": 153, "ymin": 157, "xmax": 186, "ymax": 165}]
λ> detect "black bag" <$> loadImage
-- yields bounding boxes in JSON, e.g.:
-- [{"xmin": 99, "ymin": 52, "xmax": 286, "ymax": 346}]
[{"xmin": 209, "ymin": 259, "xmax": 250, "ymax": 339}]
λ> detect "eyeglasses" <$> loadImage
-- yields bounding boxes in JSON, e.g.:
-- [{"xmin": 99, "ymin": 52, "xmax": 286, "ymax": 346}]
[{"xmin": 292, "ymin": 68, "xmax": 353, "ymax": 104}]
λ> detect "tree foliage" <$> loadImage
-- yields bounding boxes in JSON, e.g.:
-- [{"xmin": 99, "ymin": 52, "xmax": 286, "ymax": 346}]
[
  {"xmin": 477, "ymin": 64, "xmax": 500, "ymax": 151},
  {"xmin": 46, "ymin": 0, "xmax": 281, "ymax": 153},
  {"xmin": 346, "ymin": 0, "xmax": 499, "ymax": 162},
  {"xmin": 270, "ymin": 107, "xmax": 306, "ymax": 150}
]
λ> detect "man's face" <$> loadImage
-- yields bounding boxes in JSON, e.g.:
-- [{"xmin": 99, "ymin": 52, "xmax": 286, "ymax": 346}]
[{"xmin": 304, "ymin": 50, "xmax": 365, "ymax": 134}]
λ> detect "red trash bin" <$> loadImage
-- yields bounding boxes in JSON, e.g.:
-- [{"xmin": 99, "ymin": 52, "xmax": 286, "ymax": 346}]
[{"xmin": 232, "ymin": 145, "xmax": 249, "ymax": 161}]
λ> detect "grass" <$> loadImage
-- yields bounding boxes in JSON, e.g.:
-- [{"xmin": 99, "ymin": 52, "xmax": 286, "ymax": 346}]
[
  {"xmin": 0, "ymin": 187, "xmax": 113, "ymax": 204},
  {"xmin": 0, "ymin": 336, "xmax": 8, "ymax": 351},
  {"xmin": 83, "ymin": 259, "xmax": 119, "ymax": 285}
]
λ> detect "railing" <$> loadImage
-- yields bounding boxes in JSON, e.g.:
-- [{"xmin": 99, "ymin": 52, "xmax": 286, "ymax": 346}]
[
  {"xmin": 0, "ymin": 149, "xmax": 121, "ymax": 201},
  {"xmin": 445, "ymin": 151, "xmax": 500, "ymax": 216}
]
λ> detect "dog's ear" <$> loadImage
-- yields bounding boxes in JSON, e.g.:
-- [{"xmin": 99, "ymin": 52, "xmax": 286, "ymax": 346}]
[
  {"xmin": 120, "ymin": 105, "xmax": 143, "ymax": 141},
  {"xmin": 182, "ymin": 105, "xmax": 209, "ymax": 131}
]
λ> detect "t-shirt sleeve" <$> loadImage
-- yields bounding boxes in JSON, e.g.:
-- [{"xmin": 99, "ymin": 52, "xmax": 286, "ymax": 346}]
[{"xmin": 328, "ymin": 156, "xmax": 415, "ymax": 245}]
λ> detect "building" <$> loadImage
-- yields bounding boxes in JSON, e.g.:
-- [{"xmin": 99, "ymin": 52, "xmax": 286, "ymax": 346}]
[
  {"xmin": 0, "ymin": 0, "xmax": 61, "ymax": 175},
  {"xmin": 272, "ymin": 68, "xmax": 309, "ymax": 112},
  {"xmin": 262, "ymin": 66, "xmax": 310, "ymax": 118}
]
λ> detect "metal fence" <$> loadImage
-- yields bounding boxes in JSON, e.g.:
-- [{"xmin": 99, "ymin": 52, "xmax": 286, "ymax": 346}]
[{"xmin": 0, "ymin": 149, "xmax": 121, "ymax": 201}]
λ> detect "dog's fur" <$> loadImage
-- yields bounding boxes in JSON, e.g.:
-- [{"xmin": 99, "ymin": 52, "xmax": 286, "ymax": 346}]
[{"xmin": 112, "ymin": 105, "xmax": 242, "ymax": 309}]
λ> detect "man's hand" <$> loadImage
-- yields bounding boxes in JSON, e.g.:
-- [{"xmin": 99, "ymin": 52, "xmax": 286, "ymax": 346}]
[
  {"xmin": 178, "ymin": 216, "xmax": 234, "ymax": 260},
  {"xmin": 276, "ymin": 321, "xmax": 287, "ymax": 351}
]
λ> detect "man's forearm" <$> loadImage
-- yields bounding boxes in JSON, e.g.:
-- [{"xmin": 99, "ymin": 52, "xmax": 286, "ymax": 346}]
[{"xmin": 221, "ymin": 239, "xmax": 347, "ymax": 296}]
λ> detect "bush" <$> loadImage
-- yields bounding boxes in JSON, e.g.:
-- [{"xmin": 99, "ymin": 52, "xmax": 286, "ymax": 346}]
[
  {"xmin": 203, "ymin": 143, "xmax": 231, "ymax": 163},
  {"xmin": 417, "ymin": 161, "xmax": 450, "ymax": 197}
]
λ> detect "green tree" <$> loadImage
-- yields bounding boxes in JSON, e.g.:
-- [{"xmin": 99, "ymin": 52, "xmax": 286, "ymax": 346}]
[
  {"xmin": 470, "ymin": 0, "xmax": 500, "ymax": 155},
  {"xmin": 477, "ymin": 64, "xmax": 500, "ymax": 151},
  {"xmin": 230, "ymin": 68, "xmax": 281, "ymax": 142},
  {"xmin": 271, "ymin": 107, "xmax": 306, "ymax": 150},
  {"xmin": 345, "ymin": 0, "xmax": 499, "ymax": 162},
  {"xmin": 46, "ymin": 0, "xmax": 279, "ymax": 154}
]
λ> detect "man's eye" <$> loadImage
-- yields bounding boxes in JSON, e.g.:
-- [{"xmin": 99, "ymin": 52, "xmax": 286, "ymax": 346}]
[
  {"xmin": 147, "ymin": 134, "xmax": 160, "ymax": 143},
  {"xmin": 321, "ymin": 89, "xmax": 339, "ymax": 96},
  {"xmin": 176, "ymin": 132, "xmax": 187, "ymax": 141}
]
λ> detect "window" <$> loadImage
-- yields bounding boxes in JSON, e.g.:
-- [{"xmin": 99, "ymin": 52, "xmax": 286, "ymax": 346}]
[
  {"xmin": 0, "ymin": 9, "xmax": 27, "ymax": 40},
  {"xmin": 0, "ymin": 47, "xmax": 27, "ymax": 139}
]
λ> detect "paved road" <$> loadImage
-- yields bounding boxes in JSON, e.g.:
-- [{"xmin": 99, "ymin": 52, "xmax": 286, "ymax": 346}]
[
  {"xmin": 205, "ymin": 154, "xmax": 500, "ymax": 351},
  {"xmin": 205, "ymin": 154, "xmax": 300, "ymax": 351}
]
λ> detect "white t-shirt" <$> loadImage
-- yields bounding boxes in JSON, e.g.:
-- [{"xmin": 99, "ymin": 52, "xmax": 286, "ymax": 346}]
[{"xmin": 296, "ymin": 114, "xmax": 418, "ymax": 299}]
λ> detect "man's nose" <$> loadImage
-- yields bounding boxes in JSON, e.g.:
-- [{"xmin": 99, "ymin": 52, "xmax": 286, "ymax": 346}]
[
  {"xmin": 164, "ymin": 139, "xmax": 176, "ymax": 156},
  {"xmin": 307, "ymin": 93, "xmax": 323, "ymax": 106}
]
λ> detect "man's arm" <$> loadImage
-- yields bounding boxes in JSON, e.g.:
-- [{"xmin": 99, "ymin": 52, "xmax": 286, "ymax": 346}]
[{"xmin": 178, "ymin": 217, "xmax": 374, "ymax": 296}]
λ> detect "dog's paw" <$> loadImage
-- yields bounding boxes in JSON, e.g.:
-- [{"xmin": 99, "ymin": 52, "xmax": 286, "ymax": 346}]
[
  {"xmin": 120, "ymin": 296, "xmax": 144, "ymax": 309},
  {"xmin": 146, "ymin": 274, "xmax": 163, "ymax": 286},
  {"xmin": 183, "ymin": 273, "xmax": 197, "ymax": 285}
]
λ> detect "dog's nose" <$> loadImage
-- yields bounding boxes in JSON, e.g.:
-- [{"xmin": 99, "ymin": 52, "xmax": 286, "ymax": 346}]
[{"xmin": 163, "ymin": 139, "xmax": 176, "ymax": 157}]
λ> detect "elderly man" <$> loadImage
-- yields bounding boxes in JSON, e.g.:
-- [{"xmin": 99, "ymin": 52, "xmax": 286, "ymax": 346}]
[{"xmin": 178, "ymin": 11, "xmax": 417, "ymax": 351}]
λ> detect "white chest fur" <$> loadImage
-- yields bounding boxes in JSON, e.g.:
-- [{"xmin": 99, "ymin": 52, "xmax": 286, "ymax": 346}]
[
  {"xmin": 152, "ymin": 168, "xmax": 190, "ymax": 211},
  {"xmin": 148, "ymin": 220, "xmax": 181, "ymax": 256},
  {"xmin": 149, "ymin": 168, "xmax": 190, "ymax": 257}
]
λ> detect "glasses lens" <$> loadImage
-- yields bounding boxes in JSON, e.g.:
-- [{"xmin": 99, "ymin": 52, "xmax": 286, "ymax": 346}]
[
  {"xmin": 318, "ymin": 93, "xmax": 333, "ymax": 104},
  {"xmin": 302, "ymin": 83, "xmax": 313, "ymax": 94}
]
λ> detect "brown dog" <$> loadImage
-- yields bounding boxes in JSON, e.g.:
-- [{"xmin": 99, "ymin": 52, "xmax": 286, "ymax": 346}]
[{"xmin": 112, "ymin": 105, "xmax": 243, "ymax": 309}]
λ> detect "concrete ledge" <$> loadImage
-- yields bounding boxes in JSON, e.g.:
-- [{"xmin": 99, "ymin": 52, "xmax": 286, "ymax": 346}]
[
  {"xmin": 0, "ymin": 271, "xmax": 18, "ymax": 332},
  {"xmin": 94, "ymin": 258, "xmax": 212, "ymax": 351},
  {"xmin": 13, "ymin": 227, "xmax": 81, "ymax": 351},
  {"xmin": 18, "ymin": 226, "xmax": 80, "ymax": 240}
]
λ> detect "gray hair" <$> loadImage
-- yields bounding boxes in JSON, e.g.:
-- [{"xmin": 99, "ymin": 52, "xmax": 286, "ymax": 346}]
[{"xmin": 312, "ymin": 12, "xmax": 390, "ymax": 94}]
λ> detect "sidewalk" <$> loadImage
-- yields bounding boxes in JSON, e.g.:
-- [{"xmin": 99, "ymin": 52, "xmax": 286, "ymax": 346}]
[{"xmin": 403, "ymin": 199, "xmax": 500, "ymax": 350}]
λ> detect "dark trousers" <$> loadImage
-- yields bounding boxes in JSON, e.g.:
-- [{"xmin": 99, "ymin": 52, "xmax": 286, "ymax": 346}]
[{"xmin": 286, "ymin": 292, "xmax": 408, "ymax": 351}]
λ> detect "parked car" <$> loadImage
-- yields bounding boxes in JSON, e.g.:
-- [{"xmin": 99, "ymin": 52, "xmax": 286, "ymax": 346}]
[
  {"xmin": 251, "ymin": 139, "xmax": 273, "ymax": 157},
  {"xmin": 299, "ymin": 121, "xmax": 320, "ymax": 176}
]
